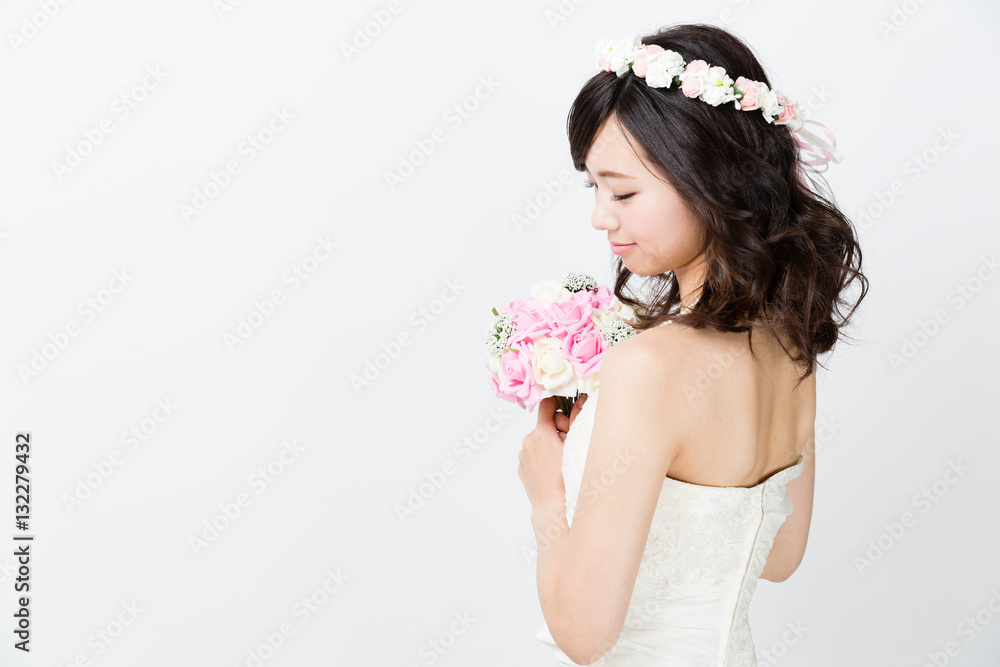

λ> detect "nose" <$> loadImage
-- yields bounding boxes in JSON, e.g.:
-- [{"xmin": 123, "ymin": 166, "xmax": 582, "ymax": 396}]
[{"xmin": 591, "ymin": 198, "xmax": 619, "ymax": 233}]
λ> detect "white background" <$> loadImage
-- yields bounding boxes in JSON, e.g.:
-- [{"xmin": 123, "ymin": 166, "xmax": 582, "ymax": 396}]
[{"xmin": 2, "ymin": 0, "xmax": 999, "ymax": 665}]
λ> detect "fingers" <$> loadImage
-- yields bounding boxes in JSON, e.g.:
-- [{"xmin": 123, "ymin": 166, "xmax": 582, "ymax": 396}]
[
  {"xmin": 553, "ymin": 412, "xmax": 570, "ymax": 433},
  {"xmin": 535, "ymin": 396, "xmax": 557, "ymax": 433}
]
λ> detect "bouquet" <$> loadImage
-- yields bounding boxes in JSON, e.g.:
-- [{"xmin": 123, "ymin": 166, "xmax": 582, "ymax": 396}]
[{"xmin": 484, "ymin": 272, "xmax": 639, "ymax": 415}]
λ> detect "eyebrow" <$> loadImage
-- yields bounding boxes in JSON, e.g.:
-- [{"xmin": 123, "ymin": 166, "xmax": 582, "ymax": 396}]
[{"xmin": 585, "ymin": 166, "xmax": 636, "ymax": 179}]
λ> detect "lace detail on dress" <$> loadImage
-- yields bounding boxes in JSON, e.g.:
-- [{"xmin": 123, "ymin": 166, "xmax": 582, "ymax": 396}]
[
  {"xmin": 637, "ymin": 492, "xmax": 760, "ymax": 593},
  {"xmin": 536, "ymin": 384, "xmax": 806, "ymax": 667},
  {"xmin": 726, "ymin": 616, "xmax": 755, "ymax": 666}
]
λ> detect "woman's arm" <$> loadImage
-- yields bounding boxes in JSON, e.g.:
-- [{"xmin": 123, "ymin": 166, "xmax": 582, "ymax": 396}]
[
  {"xmin": 533, "ymin": 332, "xmax": 685, "ymax": 665},
  {"xmin": 761, "ymin": 427, "xmax": 816, "ymax": 582}
]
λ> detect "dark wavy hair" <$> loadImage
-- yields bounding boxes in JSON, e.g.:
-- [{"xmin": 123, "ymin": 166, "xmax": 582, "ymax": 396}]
[{"xmin": 568, "ymin": 23, "xmax": 868, "ymax": 385}]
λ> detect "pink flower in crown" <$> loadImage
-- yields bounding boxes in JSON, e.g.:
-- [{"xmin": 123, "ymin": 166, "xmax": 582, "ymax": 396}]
[
  {"xmin": 774, "ymin": 90, "xmax": 798, "ymax": 125},
  {"xmin": 562, "ymin": 326, "xmax": 609, "ymax": 377},
  {"xmin": 735, "ymin": 76, "xmax": 760, "ymax": 111},
  {"xmin": 681, "ymin": 60, "xmax": 709, "ymax": 98},
  {"xmin": 631, "ymin": 44, "xmax": 664, "ymax": 78},
  {"xmin": 498, "ymin": 346, "xmax": 541, "ymax": 410}
]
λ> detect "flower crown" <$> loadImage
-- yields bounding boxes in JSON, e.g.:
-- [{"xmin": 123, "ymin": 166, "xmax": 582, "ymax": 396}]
[{"xmin": 594, "ymin": 35, "xmax": 843, "ymax": 170}]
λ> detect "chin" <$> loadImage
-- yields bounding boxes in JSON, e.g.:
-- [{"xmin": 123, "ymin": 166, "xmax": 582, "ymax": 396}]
[{"xmin": 622, "ymin": 261, "xmax": 655, "ymax": 277}]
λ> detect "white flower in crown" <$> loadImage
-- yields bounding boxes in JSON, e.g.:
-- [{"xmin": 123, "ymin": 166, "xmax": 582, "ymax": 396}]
[
  {"xmin": 594, "ymin": 37, "xmax": 614, "ymax": 69},
  {"xmin": 592, "ymin": 35, "xmax": 806, "ymax": 131},
  {"xmin": 757, "ymin": 85, "xmax": 781, "ymax": 122},
  {"xmin": 679, "ymin": 60, "xmax": 738, "ymax": 108},
  {"xmin": 643, "ymin": 48, "xmax": 685, "ymax": 88},
  {"xmin": 608, "ymin": 35, "xmax": 643, "ymax": 76},
  {"xmin": 700, "ymin": 66, "xmax": 738, "ymax": 107}
]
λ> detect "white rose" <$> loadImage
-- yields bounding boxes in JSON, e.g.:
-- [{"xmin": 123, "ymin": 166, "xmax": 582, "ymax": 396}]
[
  {"xmin": 532, "ymin": 338, "xmax": 576, "ymax": 391},
  {"xmin": 618, "ymin": 303, "xmax": 638, "ymax": 324},
  {"xmin": 530, "ymin": 280, "xmax": 572, "ymax": 305},
  {"xmin": 644, "ymin": 49, "xmax": 684, "ymax": 88},
  {"xmin": 699, "ymin": 66, "xmax": 736, "ymax": 106},
  {"xmin": 609, "ymin": 35, "xmax": 643, "ymax": 76},
  {"xmin": 578, "ymin": 372, "xmax": 599, "ymax": 395},
  {"xmin": 758, "ymin": 86, "xmax": 780, "ymax": 122},
  {"xmin": 591, "ymin": 309, "xmax": 615, "ymax": 331},
  {"xmin": 594, "ymin": 38, "xmax": 613, "ymax": 67}
]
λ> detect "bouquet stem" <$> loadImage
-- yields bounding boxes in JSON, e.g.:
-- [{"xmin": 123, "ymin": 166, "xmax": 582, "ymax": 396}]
[{"xmin": 554, "ymin": 393, "xmax": 583, "ymax": 417}]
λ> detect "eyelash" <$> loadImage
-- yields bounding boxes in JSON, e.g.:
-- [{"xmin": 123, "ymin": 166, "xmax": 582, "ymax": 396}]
[{"xmin": 582, "ymin": 179, "xmax": 633, "ymax": 201}]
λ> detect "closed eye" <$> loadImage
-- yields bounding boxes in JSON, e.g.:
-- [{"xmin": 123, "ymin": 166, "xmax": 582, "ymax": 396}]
[{"xmin": 582, "ymin": 179, "xmax": 634, "ymax": 201}]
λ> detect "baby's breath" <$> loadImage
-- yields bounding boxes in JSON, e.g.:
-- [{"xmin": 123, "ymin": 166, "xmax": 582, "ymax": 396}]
[
  {"xmin": 561, "ymin": 272, "xmax": 598, "ymax": 293},
  {"xmin": 600, "ymin": 319, "xmax": 636, "ymax": 346},
  {"xmin": 485, "ymin": 311, "xmax": 516, "ymax": 358}
]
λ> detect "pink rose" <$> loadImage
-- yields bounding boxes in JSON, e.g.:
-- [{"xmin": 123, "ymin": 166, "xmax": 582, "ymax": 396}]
[
  {"xmin": 568, "ymin": 288, "xmax": 598, "ymax": 310},
  {"xmin": 774, "ymin": 90, "xmax": 797, "ymax": 124},
  {"xmin": 631, "ymin": 44, "xmax": 664, "ymax": 78},
  {"xmin": 502, "ymin": 298, "xmax": 555, "ymax": 351},
  {"xmin": 735, "ymin": 76, "xmax": 760, "ymax": 110},
  {"xmin": 498, "ymin": 347, "xmax": 541, "ymax": 410},
  {"xmin": 545, "ymin": 298, "xmax": 593, "ymax": 341},
  {"xmin": 571, "ymin": 285, "xmax": 614, "ymax": 310},
  {"xmin": 598, "ymin": 58, "xmax": 611, "ymax": 72},
  {"xmin": 680, "ymin": 60, "xmax": 707, "ymax": 98},
  {"xmin": 562, "ymin": 327, "xmax": 608, "ymax": 377},
  {"xmin": 593, "ymin": 284, "xmax": 615, "ymax": 309}
]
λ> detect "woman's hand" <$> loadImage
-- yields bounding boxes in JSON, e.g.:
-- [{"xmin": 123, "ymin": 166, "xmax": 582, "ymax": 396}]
[{"xmin": 517, "ymin": 395, "xmax": 589, "ymax": 511}]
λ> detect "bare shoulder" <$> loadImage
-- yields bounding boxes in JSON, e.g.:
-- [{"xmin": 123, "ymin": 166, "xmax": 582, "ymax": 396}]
[
  {"xmin": 599, "ymin": 322, "xmax": 703, "ymax": 394},
  {"xmin": 597, "ymin": 323, "xmax": 714, "ymax": 438}
]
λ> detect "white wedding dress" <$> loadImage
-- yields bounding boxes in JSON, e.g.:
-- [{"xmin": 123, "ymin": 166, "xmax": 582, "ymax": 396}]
[{"xmin": 534, "ymin": 360, "xmax": 806, "ymax": 666}]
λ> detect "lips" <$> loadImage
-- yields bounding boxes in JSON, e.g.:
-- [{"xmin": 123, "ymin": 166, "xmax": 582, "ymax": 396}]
[{"xmin": 609, "ymin": 242, "xmax": 636, "ymax": 256}]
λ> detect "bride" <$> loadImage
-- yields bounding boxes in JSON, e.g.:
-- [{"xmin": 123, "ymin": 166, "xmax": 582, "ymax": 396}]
[{"xmin": 517, "ymin": 24, "xmax": 867, "ymax": 666}]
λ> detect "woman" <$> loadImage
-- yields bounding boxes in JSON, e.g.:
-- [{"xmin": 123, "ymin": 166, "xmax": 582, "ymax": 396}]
[{"xmin": 518, "ymin": 23, "xmax": 868, "ymax": 666}]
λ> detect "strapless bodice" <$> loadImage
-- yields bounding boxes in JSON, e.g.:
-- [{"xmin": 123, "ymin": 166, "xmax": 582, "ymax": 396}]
[{"xmin": 534, "ymin": 387, "xmax": 805, "ymax": 666}]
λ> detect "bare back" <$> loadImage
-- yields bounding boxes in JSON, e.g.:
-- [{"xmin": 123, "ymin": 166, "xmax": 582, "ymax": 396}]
[{"xmin": 648, "ymin": 322, "xmax": 816, "ymax": 489}]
